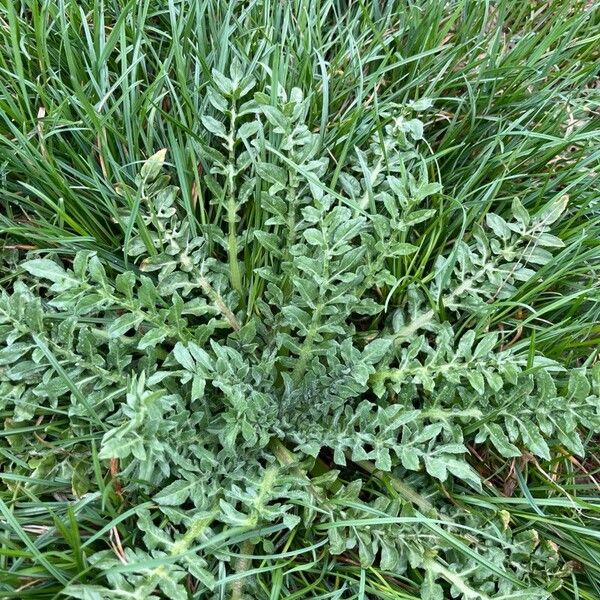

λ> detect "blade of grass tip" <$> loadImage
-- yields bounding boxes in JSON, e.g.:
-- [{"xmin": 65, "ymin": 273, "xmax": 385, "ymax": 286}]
[
  {"xmin": 515, "ymin": 467, "xmax": 546, "ymax": 517},
  {"xmin": 0, "ymin": 496, "xmax": 70, "ymax": 586},
  {"xmin": 0, "ymin": 472, "xmax": 70, "ymax": 488}
]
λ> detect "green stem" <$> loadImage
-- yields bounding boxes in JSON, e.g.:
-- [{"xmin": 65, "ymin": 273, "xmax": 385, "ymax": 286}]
[
  {"xmin": 268, "ymin": 438, "xmax": 327, "ymax": 501},
  {"xmin": 229, "ymin": 465, "xmax": 279, "ymax": 599},
  {"xmin": 280, "ymin": 183, "xmax": 298, "ymax": 300},
  {"xmin": 392, "ymin": 265, "xmax": 490, "ymax": 345},
  {"xmin": 230, "ymin": 539, "xmax": 255, "ymax": 600},
  {"xmin": 291, "ymin": 305, "xmax": 322, "ymax": 384},
  {"xmin": 291, "ymin": 228, "xmax": 329, "ymax": 383},
  {"xmin": 353, "ymin": 228, "xmax": 400, "ymax": 300},
  {"xmin": 350, "ymin": 456, "xmax": 438, "ymax": 516},
  {"xmin": 269, "ymin": 441, "xmax": 494, "ymax": 596},
  {"xmin": 197, "ymin": 270, "xmax": 240, "ymax": 331},
  {"xmin": 270, "ymin": 438, "xmax": 436, "ymax": 517},
  {"xmin": 226, "ymin": 103, "xmax": 242, "ymax": 296},
  {"xmin": 170, "ymin": 512, "xmax": 216, "ymax": 556}
]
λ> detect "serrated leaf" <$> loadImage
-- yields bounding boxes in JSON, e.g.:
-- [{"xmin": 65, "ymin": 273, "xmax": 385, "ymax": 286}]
[
  {"xmin": 486, "ymin": 423, "xmax": 521, "ymax": 458},
  {"xmin": 154, "ymin": 480, "xmax": 196, "ymax": 506},
  {"xmin": 138, "ymin": 328, "xmax": 167, "ymax": 350},
  {"xmin": 362, "ymin": 338, "xmax": 392, "ymax": 364},
  {"xmin": 107, "ymin": 313, "xmax": 143, "ymax": 338},
  {"xmin": 518, "ymin": 420, "xmax": 550, "ymax": 460}
]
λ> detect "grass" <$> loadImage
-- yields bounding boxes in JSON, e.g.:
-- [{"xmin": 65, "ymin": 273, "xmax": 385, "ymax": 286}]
[{"xmin": 0, "ymin": 0, "xmax": 599, "ymax": 598}]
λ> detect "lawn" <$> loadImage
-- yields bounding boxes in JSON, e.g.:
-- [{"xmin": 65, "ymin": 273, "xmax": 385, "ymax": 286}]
[{"xmin": 0, "ymin": 1, "xmax": 599, "ymax": 599}]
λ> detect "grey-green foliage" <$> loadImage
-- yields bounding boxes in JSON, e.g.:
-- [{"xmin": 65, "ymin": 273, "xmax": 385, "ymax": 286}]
[{"xmin": 1, "ymin": 65, "xmax": 598, "ymax": 599}]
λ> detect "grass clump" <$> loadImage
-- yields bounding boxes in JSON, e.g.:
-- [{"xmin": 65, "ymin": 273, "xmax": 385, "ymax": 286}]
[{"xmin": 0, "ymin": 1, "xmax": 599, "ymax": 599}]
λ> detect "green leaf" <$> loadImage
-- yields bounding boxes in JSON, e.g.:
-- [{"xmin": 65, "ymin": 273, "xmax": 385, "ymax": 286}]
[
  {"xmin": 424, "ymin": 457, "xmax": 447, "ymax": 481},
  {"xmin": 380, "ymin": 539, "xmax": 400, "ymax": 571},
  {"xmin": 140, "ymin": 148, "xmax": 167, "ymax": 182},
  {"xmin": 0, "ymin": 342, "xmax": 33, "ymax": 366},
  {"xmin": 446, "ymin": 459, "xmax": 481, "ymax": 489},
  {"xmin": 191, "ymin": 374, "xmax": 206, "ymax": 401},
  {"xmin": 107, "ymin": 313, "xmax": 143, "ymax": 338},
  {"xmin": 362, "ymin": 338, "xmax": 392, "ymax": 364},
  {"xmin": 408, "ymin": 98, "xmax": 433, "ymax": 112},
  {"xmin": 399, "ymin": 447, "xmax": 420, "ymax": 471},
  {"xmin": 404, "ymin": 118, "xmax": 423, "ymax": 140},
  {"xmin": 486, "ymin": 213, "xmax": 511, "ymax": 238},
  {"xmin": 512, "ymin": 197, "xmax": 530, "ymax": 225},
  {"xmin": 486, "ymin": 424, "xmax": 521, "ymax": 458},
  {"xmin": 568, "ymin": 369, "xmax": 590, "ymax": 401},
  {"xmin": 404, "ymin": 208, "xmax": 436, "ymax": 226},
  {"xmin": 188, "ymin": 342, "xmax": 214, "ymax": 373},
  {"xmin": 237, "ymin": 121, "xmax": 261, "ymax": 139},
  {"xmin": 138, "ymin": 328, "xmax": 167, "ymax": 350},
  {"xmin": 519, "ymin": 420, "xmax": 550, "ymax": 460},
  {"xmin": 211, "ymin": 69, "xmax": 234, "ymax": 95},
  {"xmin": 256, "ymin": 162, "xmax": 287, "ymax": 187},
  {"xmin": 535, "ymin": 195, "xmax": 568, "ymax": 226},
  {"xmin": 281, "ymin": 306, "xmax": 311, "ymax": 333},
  {"xmin": 173, "ymin": 342, "xmax": 195, "ymax": 371},
  {"xmin": 474, "ymin": 333, "xmax": 498, "ymax": 358},
  {"xmin": 374, "ymin": 447, "xmax": 392, "ymax": 471},
  {"xmin": 201, "ymin": 115, "xmax": 227, "ymax": 139},
  {"xmin": 466, "ymin": 370, "xmax": 485, "ymax": 395},
  {"xmin": 154, "ymin": 480, "xmax": 196, "ymax": 506},
  {"xmin": 303, "ymin": 228, "xmax": 325, "ymax": 246},
  {"xmin": 421, "ymin": 576, "xmax": 444, "ymax": 600},
  {"xmin": 22, "ymin": 259, "xmax": 69, "ymax": 283},
  {"xmin": 254, "ymin": 231, "xmax": 282, "ymax": 257},
  {"xmin": 99, "ymin": 431, "xmax": 143, "ymax": 460},
  {"xmin": 63, "ymin": 584, "xmax": 116, "ymax": 599},
  {"xmin": 387, "ymin": 242, "xmax": 418, "ymax": 257}
]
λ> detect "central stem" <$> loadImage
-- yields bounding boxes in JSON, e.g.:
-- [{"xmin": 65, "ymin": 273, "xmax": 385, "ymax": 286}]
[
  {"xmin": 227, "ymin": 103, "xmax": 242, "ymax": 296},
  {"xmin": 230, "ymin": 539, "xmax": 255, "ymax": 600}
]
